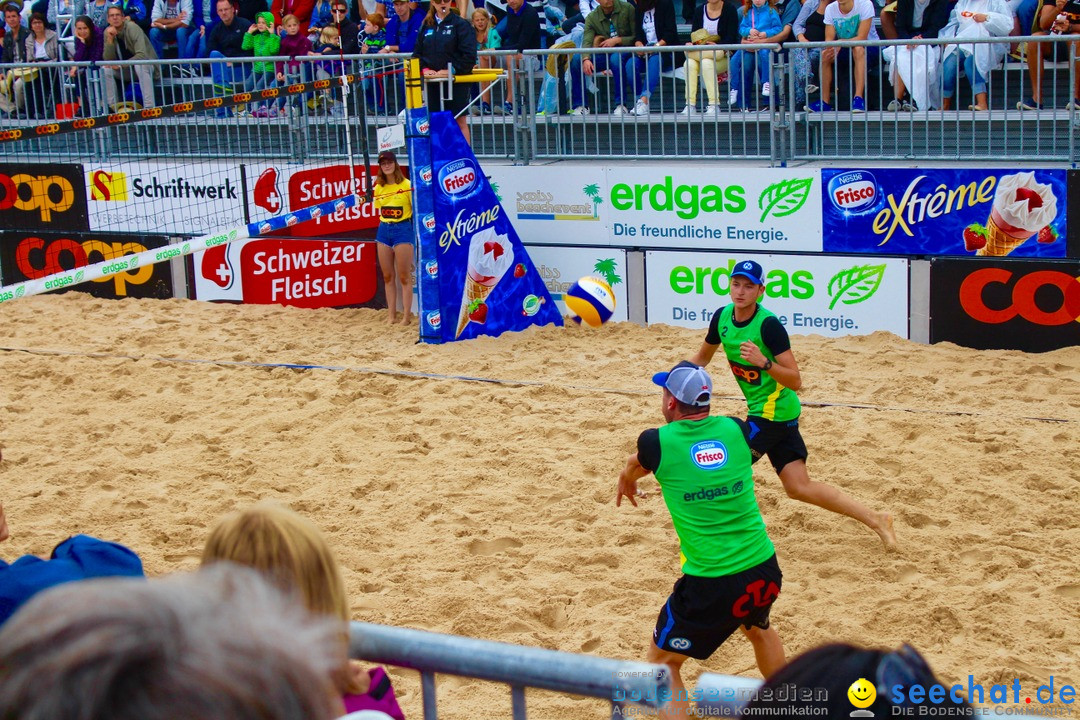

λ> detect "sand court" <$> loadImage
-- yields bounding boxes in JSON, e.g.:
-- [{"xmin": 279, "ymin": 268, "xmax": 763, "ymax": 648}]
[{"xmin": 1, "ymin": 293, "xmax": 1078, "ymax": 718}]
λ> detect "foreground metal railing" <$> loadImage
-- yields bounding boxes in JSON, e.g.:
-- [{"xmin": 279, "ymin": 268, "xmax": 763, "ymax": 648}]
[{"xmin": 3, "ymin": 35, "xmax": 1079, "ymax": 164}]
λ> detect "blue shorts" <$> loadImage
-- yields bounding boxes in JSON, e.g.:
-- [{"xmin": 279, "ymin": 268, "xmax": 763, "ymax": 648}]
[{"xmin": 376, "ymin": 220, "xmax": 415, "ymax": 247}]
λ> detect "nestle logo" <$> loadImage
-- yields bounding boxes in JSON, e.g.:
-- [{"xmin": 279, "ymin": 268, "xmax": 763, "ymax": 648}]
[
  {"xmin": 438, "ymin": 160, "xmax": 478, "ymax": 197},
  {"xmin": 690, "ymin": 440, "xmax": 727, "ymax": 470},
  {"xmin": 419, "ymin": 166, "xmax": 433, "ymax": 184},
  {"xmin": 827, "ymin": 171, "xmax": 878, "ymax": 212}
]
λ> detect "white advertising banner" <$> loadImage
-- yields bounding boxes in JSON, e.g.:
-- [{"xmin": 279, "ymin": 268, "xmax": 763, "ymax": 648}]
[
  {"xmin": 487, "ymin": 165, "xmax": 823, "ymax": 252},
  {"xmin": 85, "ymin": 161, "xmax": 246, "ymax": 235},
  {"xmin": 644, "ymin": 252, "xmax": 910, "ymax": 338},
  {"xmin": 524, "ymin": 245, "xmax": 629, "ymax": 323}
]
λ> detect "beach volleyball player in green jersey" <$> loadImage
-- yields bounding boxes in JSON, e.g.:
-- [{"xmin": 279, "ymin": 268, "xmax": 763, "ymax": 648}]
[
  {"xmin": 617, "ymin": 361, "xmax": 786, "ymax": 720},
  {"xmin": 689, "ymin": 260, "xmax": 896, "ymax": 548}
]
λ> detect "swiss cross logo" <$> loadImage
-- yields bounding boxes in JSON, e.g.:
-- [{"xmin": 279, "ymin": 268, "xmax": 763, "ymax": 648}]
[
  {"xmin": 202, "ymin": 244, "xmax": 235, "ymax": 289},
  {"xmin": 254, "ymin": 167, "xmax": 282, "ymax": 215}
]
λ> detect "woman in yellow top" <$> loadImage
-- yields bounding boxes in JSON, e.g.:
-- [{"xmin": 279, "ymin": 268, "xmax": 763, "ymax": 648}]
[{"xmin": 373, "ymin": 150, "xmax": 415, "ymax": 325}]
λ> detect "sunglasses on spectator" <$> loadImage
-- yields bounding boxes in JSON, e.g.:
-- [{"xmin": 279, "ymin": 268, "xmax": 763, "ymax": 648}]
[{"xmin": 332, "ymin": 7, "xmax": 346, "ymax": 12}]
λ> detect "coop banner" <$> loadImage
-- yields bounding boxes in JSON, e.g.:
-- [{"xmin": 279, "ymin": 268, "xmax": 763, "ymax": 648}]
[
  {"xmin": 1, "ymin": 163, "xmax": 90, "ymax": 233},
  {"xmin": 821, "ymin": 168, "xmax": 1068, "ymax": 258},
  {"xmin": 85, "ymin": 161, "xmax": 247, "ymax": 235},
  {"xmin": 192, "ymin": 237, "xmax": 378, "ymax": 309},
  {"xmin": 245, "ymin": 163, "xmax": 387, "ymax": 238},
  {"xmin": 419, "ymin": 111, "xmax": 562, "ymax": 342},
  {"xmin": 485, "ymin": 165, "xmax": 823, "ymax": 252},
  {"xmin": 644, "ymin": 251, "xmax": 910, "ymax": 338},
  {"xmin": 0, "ymin": 231, "xmax": 174, "ymax": 299},
  {"xmin": 524, "ymin": 245, "xmax": 629, "ymax": 323}
]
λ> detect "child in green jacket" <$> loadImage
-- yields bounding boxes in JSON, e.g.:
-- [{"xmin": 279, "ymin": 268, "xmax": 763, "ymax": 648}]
[{"xmin": 242, "ymin": 11, "xmax": 281, "ymax": 117}]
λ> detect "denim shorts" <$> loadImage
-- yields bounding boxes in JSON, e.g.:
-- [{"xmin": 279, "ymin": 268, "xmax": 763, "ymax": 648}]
[{"xmin": 376, "ymin": 220, "xmax": 415, "ymax": 247}]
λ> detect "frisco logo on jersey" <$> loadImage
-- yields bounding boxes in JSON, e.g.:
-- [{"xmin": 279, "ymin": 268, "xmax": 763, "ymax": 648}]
[
  {"xmin": 690, "ymin": 440, "xmax": 728, "ymax": 469},
  {"xmin": 827, "ymin": 170, "xmax": 879, "ymax": 213}
]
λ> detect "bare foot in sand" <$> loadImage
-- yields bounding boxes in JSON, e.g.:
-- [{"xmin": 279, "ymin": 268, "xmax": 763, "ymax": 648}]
[
  {"xmin": 0, "ymin": 503, "xmax": 9, "ymax": 544},
  {"xmin": 876, "ymin": 512, "xmax": 896, "ymax": 549},
  {"xmin": 397, "ymin": 315, "xmax": 413, "ymax": 325},
  {"xmin": 386, "ymin": 313, "xmax": 398, "ymax": 325}
]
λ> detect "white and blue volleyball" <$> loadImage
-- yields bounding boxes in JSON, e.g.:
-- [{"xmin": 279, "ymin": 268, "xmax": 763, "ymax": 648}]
[{"xmin": 564, "ymin": 276, "xmax": 616, "ymax": 327}]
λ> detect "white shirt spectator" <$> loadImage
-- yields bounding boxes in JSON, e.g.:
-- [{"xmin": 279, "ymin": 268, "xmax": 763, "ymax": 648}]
[{"xmin": 823, "ymin": 0, "xmax": 878, "ymax": 38}]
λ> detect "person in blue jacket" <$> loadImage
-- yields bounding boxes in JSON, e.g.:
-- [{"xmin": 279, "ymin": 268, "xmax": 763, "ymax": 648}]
[{"xmin": 0, "ymin": 502, "xmax": 144, "ymax": 627}]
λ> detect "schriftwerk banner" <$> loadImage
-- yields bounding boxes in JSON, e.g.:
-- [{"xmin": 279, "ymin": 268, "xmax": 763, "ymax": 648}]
[
  {"xmin": 410, "ymin": 111, "xmax": 561, "ymax": 344},
  {"xmin": 0, "ymin": 194, "xmax": 358, "ymax": 304}
]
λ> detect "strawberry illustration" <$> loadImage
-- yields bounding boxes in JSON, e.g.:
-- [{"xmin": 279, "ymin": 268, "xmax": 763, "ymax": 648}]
[
  {"xmin": 1015, "ymin": 187, "xmax": 1044, "ymax": 211},
  {"xmin": 513, "ymin": 263, "xmax": 525, "ymax": 278},
  {"xmin": 963, "ymin": 224, "xmax": 988, "ymax": 252},
  {"xmin": 467, "ymin": 299, "xmax": 488, "ymax": 324},
  {"xmin": 1038, "ymin": 226, "xmax": 1059, "ymax": 244}
]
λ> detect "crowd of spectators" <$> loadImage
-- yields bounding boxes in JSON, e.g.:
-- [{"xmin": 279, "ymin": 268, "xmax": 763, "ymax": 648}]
[{"xmin": 0, "ymin": 0, "xmax": 1077, "ymax": 119}]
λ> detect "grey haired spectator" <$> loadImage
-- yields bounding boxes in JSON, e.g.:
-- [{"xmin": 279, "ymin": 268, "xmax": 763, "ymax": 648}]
[
  {"xmin": 0, "ymin": 563, "xmax": 347, "ymax": 720},
  {"xmin": 102, "ymin": 2, "xmax": 159, "ymax": 107}
]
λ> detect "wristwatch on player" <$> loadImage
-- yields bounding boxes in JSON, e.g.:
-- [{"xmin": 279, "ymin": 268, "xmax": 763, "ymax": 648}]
[{"xmin": 762, "ymin": 359, "xmax": 773, "ymax": 371}]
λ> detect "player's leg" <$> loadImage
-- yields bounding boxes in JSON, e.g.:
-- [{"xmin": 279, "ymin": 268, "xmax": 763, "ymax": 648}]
[
  {"xmin": 646, "ymin": 642, "xmax": 692, "ymax": 720},
  {"xmin": 393, "ymin": 239, "xmax": 414, "ymax": 325},
  {"xmin": 376, "ymin": 240, "xmax": 398, "ymax": 324},
  {"xmin": 777, "ymin": 458, "xmax": 896, "ymax": 548},
  {"xmin": 740, "ymin": 624, "xmax": 785, "ymax": 678}
]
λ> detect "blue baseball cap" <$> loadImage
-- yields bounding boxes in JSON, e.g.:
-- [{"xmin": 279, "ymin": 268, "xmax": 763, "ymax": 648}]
[
  {"xmin": 731, "ymin": 260, "xmax": 764, "ymax": 286},
  {"xmin": 652, "ymin": 361, "xmax": 712, "ymax": 406}
]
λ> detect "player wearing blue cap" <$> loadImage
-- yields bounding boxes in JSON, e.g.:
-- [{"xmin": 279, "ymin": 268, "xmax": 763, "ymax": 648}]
[{"xmin": 689, "ymin": 260, "xmax": 896, "ymax": 548}]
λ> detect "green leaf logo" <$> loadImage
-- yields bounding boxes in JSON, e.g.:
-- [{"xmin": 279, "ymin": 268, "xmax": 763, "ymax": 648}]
[
  {"xmin": 229, "ymin": 230, "xmax": 237, "ymax": 241},
  {"xmin": 74, "ymin": 271, "xmax": 84, "ymax": 283},
  {"xmin": 758, "ymin": 178, "xmax": 813, "ymax": 222},
  {"xmin": 128, "ymin": 256, "xmax": 139, "ymax": 269},
  {"xmin": 182, "ymin": 243, "xmax": 191, "ymax": 254},
  {"xmin": 827, "ymin": 264, "xmax": 886, "ymax": 310},
  {"xmin": 15, "ymin": 286, "xmax": 25, "ymax": 298}
]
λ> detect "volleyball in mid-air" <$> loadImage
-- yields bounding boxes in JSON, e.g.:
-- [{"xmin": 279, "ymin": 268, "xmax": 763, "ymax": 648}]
[{"xmin": 563, "ymin": 276, "xmax": 616, "ymax": 327}]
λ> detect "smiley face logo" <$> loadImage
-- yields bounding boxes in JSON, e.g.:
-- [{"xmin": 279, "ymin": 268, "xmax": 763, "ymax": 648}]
[{"xmin": 848, "ymin": 678, "xmax": 876, "ymax": 709}]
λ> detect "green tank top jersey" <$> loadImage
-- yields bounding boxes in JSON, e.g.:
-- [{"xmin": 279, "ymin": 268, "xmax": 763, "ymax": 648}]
[
  {"xmin": 655, "ymin": 416, "xmax": 774, "ymax": 577},
  {"xmin": 718, "ymin": 304, "xmax": 801, "ymax": 422}
]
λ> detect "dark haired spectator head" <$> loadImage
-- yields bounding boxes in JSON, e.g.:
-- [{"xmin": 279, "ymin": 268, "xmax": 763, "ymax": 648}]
[
  {"xmin": 216, "ymin": 0, "xmax": 237, "ymax": 22},
  {"xmin": 741, "ymin": 643, "xmax": 970, "ymax": 717},
  {"xmin": 0, "ymin": 564, "xmax": 346, "ymax": 720}
]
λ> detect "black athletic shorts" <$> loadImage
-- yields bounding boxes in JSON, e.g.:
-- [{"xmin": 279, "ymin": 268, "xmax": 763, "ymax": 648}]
[
  {"xmin": 652, "ymin": 554, "xmax": 782, "ymax": 660},
  {"xmin": 745, "ymin": 416, "xmax": 809, "ymax": 473}
]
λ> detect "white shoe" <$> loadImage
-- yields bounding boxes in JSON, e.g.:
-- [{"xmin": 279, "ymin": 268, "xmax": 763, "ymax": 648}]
[
  {"xmin": 397, "ymin": 109, "xmax": 406, "ymax": 122},
  {"xmin": 704, "ymin": 104, "xmax": 720, "ymax": 115},
  {"xmin": 728, "ymin": 89, "xmax": 738, "ymax": 106},
  {"xmin": 570, "ymin": 106, "xmax": 590, "ymax": 116},
  {"xmin": 761, "ymin": 81, "xmax": 771, "ymax": 98},
  {"xmin": 612, "ymin": 104, "xmax": 629, "ymax": 116},
  {"xmin": 633, "ymin": 98, "xmax": 650, "ymax": 115},
  {"xmin": 678, "ymin": 104, "xmax": 697, "ymax": 116}
]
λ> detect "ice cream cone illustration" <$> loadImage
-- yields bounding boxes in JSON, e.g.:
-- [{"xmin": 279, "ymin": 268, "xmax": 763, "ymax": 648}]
[
  {"xmin": 456, "ymin": 227, "xmax": 513, "ymax": 338},
  {"xmin": 976, "ymin": 172, "xmax": 1057, "ymax": 257}
]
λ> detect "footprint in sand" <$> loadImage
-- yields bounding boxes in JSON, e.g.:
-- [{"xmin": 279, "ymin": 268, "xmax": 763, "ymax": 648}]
[
  {"xmin": 1053, "ymin": 584, "xmax": 1080, "ymax": 598},
  {"xmin": 468, "ymin": 537, "xmax": 523, "ymax": 556}
]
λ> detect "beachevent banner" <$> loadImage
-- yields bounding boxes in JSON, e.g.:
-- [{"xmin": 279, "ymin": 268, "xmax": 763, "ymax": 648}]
[
  {"xmin": 930, "ymin": 258, "xmax": 1080, "ymax": 352},
  {"xmin": 409, "ymin": 110, "xmax": 561, "ymax": 344},
  {"xmin": 822, "ymin": 168, "xmax": 1068, "ymax": 258},
  {"xmin": 85, "ymin": 161, "xmax": 247, "ymax": 235},
  {"xmin": 644, "ymin": 251, "xmax": 910, "ymax": 338},
  {"xmin": 0, "ymin": 231, "xmax": 174, "ymax": 299},
  {"xmin": 245, "ymin": 162, "xmax": 387, "ymax": 238},
  {"xmin": 485, "ymin": 165, "xmax": 823, "ymax": 252},
  {"xmin": 191, "ymin": 237, "xmax": 379, "ymax": 308},
  {"xmin": 524, "ymin": 245, "xmax": 630, "ymax": 324}
]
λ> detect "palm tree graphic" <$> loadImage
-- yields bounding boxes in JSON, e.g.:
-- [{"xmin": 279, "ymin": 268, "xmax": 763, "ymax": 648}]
[
  {"xmin": 593, "ymin": 259, "xmax": 621, "ymax": 286},
  {"xmin": 582, "ymin": 184, "xmax": 602, "ymax": 218},
  {"xmin": 491, "ymin": 182, "xmax": 502, "ymax": 202}
]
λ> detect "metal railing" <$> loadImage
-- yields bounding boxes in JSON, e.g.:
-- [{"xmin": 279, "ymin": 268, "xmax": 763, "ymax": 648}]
[{"xmin": 3, "ymin": 35, "xmax": 1079, "ymax": 164}]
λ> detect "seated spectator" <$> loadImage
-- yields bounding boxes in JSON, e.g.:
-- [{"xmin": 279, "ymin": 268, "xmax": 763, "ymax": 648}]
[
  {"xmin": 790, "ymin": 0, "xmax": 829, "ymax": 108},
  {"xmin": 940, "ymin": 0, "xmax": 1010, "ymax": 110},
  {"xmin": 149, "ymin": 0, "xmax": 194, "ymax": 57},
  {"xmin": 85, "ymin": 0, "xmax": 110, "ymax": 26},
  {"xmin": 1020, "ymin": 0, "xmax": 1080, "ymax": 109},
  {"xmin": 207, "ymin": 0, "xmax": 252, "ymax": 109},
  {"xmin": 69, "ymin": 15, "xmax": 104, "ymax": 114},
  {"xmin": 275, "ymin": 12, "xmax": 311, "ymax": 108},
  {"xmin": 0, "ymin": 3, "xmax": 29, "ymax": 118},
  {"xmin": 24, "ymin": 11, "xmax": 59, "ymax": 117},
  {"xmin": 0, "ymin": 502, "xmax": 144, "ymax": 627},
  {"xmin": 307, "ymin": 0, "xmax": 334, "ymax": 36},
  {"xmin": 560, "ymin": 0, "xmax": 596, "ymax": 30},
  {"xmin": 740, "ymin": 643, "xmax": 971, "ymax": 717},
  {"xmin": 806, "ymin": 0, "xmax": 878, "ymax": 112},
  {"xmin": 46, "ymin": 0, "xmax": 84, "ymax": 31},
  {"xmin": 201, "ymin": 503, "xmax": 406, "ymax": 720},
  {"xmin": 681, "ymin": 0, "xmax": 738, "ymax": 114},
  {"xmin": 624, "ymin": 0, "xmax": 677, "ymax": 115},
  {"xmin": 0, "ymin": 564, "xmax": 347, "ymax": 720},
  {"xmin": 240, "ymin": 10, "xmax": 279, "ymax": 115},
  {"xmin": 187, "ymin": 0, "xmax": 217, "ymax": 56},
  {"xmin": 334, "ymin": 2, "xmax": 359, "ymax": 53},
  {"xmin": 102, "ymin": 3, "xmax": 158, "ymax": 108},
  {"xmin": 500, "ymin": 0, "xmax": 540, "ymax": 114},
  {"xmin": 883, "ymin": 0, "xmax": 948, "ymax": 109},
  {"xmin": 308, "ymin": 23, "xmax": 339, "ymax": 111},
  {"xmin": 730, "ymin": 0, "xmax": 784, "ymax": 109},
  {"xmin": 535, "ymin": 23, "xmax": 582, "ymax": 115},
  {"xmin": 115, "ymin": 0, "xmax": 149, "ymax": 24},
  {"xmin": 272, "ymin": 0, "xmax": 314, "ymax": 31},
  {"xmin": 569, "ymin": 0, "xmax": 635, "ymax": 114},
  {"xmin": 471, "ymin": 7, "xmax": 500, "ymax": 113}
]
